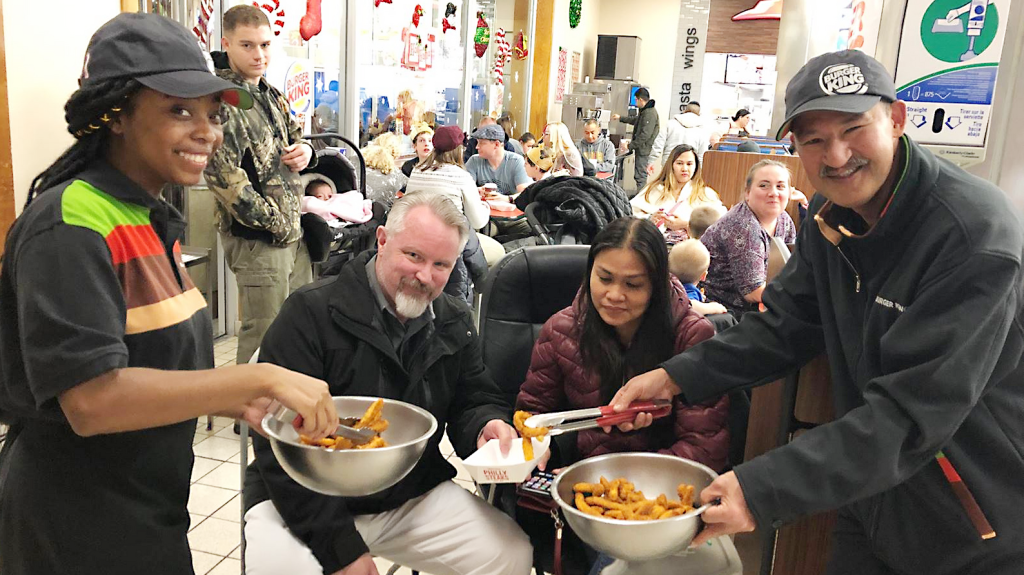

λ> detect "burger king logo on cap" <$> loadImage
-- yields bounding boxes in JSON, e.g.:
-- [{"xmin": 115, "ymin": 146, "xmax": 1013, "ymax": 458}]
[{"xmin": 818, "ymin": 63, "xmax": 868, "ymax": 96}]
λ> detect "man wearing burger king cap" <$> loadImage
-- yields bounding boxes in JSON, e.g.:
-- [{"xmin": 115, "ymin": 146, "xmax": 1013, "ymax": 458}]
[{"xmin": 612, "ymin": 49, "xmax": 1024, "ymax": 574}]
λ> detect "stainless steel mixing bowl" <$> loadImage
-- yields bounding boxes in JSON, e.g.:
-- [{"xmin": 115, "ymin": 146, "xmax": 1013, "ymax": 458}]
[
  {"xmin": 551, "ymin": 453, "xmax": 719, "ymax": 561},
  {"xmin": 262, "ymin": 396, "xmax": 438, "ymax": 497}
]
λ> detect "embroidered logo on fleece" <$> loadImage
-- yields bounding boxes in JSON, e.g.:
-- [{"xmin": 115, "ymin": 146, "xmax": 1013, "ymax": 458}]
[
  {"xmin": 819, "ymin": 64, "xmax": 868, "ymax": 96},
  {"xmin": 874, "ymin": 296, "xmax": 905, "ymax": 313}
]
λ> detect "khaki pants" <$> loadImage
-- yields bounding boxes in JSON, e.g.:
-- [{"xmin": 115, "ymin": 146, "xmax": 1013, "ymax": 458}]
[
  {"xmin": 222, "ymin": 234, "xmax": 312, "ymax": 365},
  {"xmin": 244, "ymin": 482, "xmax": 534, "ymax": 575}
]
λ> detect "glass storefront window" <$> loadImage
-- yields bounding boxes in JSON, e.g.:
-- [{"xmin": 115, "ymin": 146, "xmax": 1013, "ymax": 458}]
[{"xmin": 354, "ymin": 0, "xmax": 469, "ymax": 152}]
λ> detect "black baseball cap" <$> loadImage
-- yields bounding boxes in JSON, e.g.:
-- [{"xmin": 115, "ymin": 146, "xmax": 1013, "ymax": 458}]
[
  {"xmin": 776, "ymin": 50, "xmax": 896, "ymax": 140},
  {"xmin": 80, "ymin": 13, "xmax": 253, "ymax": 110}
]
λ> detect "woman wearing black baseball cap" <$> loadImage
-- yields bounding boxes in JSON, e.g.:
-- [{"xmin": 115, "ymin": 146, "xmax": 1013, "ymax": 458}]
[{"xmin": 0, "ymin": 13, "xmax": 337, "ymax": 574}]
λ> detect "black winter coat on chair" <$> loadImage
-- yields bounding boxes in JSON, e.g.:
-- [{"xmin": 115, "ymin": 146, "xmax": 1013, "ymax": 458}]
[{"xmin": 515, "ymin": 176, "xmax": 632, "ymax": 244}]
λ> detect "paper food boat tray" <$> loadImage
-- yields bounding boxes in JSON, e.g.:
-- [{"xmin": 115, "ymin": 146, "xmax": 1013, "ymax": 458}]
[{"xmin": 462, "ymin": 436, "xmax": 551, "ymax": 484}]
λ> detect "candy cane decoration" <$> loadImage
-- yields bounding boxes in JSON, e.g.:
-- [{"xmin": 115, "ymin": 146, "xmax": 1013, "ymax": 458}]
[
  {"xmin": 192, "ymin": 0, "xmax": 214, "ymax": 47},
  {"xmin": 253, "ymin": 1, "xmax": 286, "ymax": 36},
  {"xmin": 491, "ymin": 28, "xmax": 511, "ymax": 85}
]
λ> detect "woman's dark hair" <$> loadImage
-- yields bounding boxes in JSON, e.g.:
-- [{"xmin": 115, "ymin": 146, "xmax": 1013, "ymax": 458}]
[
  {"xmin": 577, "ymin": 217, "xmax": 676, "ymax": 403},
  {"xmin": 732, "ymin": 108, "xmax": 751, "ymax": 122},
  {"xmin": 25, "ymin": 78, "xmax": 142, "ymax": 208},
  {"xmin": 519, "ymin": 132, "xmax": 536, "ymax": 144}
]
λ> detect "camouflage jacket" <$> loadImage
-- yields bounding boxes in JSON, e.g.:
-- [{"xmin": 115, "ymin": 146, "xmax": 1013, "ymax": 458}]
[{"xmin": 204, "ymin": 56, "xmax": 315, "ymax": 246}]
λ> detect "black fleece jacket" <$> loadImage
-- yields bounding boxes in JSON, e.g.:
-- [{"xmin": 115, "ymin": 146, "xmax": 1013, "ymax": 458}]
[
  {"xmin": 243, "ymin": 251, "xmax": 512, "ymax": 572},
  {"xmin": 663, "ymin": 136, "xmax": 1024, "ymax": 568}
]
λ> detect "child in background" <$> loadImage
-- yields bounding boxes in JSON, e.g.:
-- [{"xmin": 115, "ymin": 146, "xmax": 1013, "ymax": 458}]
[
  {"xmin": 687, "ymin": 204, "xmax": 725, "ymax": 240},
  {"xmin": 300, "ymin": 175, "xmax": 372, "ymax": 224},
  {"xmin": 669, "ymin": 239, "xmax": 729, "ymax": 317}
]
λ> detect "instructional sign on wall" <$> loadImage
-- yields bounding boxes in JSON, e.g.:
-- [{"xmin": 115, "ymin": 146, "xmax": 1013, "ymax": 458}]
[{"xmin": 894, "ymin": 0, "xmax": 1011, "ymax": 147}]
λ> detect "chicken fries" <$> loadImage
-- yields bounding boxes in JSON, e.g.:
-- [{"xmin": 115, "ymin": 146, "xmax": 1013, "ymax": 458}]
[
  {"xmin": 513, "ymin": 410, "xmax": 550, "ymax": 461},
  {"xmin": 571, "ymin": 476, "xmax": 696, "ymax": 521},
  {"xmin": 299, "ymin": 399, "xmax": 390, "ymax": 450}
]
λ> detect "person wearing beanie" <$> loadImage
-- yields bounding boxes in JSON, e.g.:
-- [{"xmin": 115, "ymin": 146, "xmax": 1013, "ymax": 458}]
[
  {"xmin": 404, "ymin": 125, "xmax": 489, "ymax": 231},
  {"xmin": 404, "ymin": 126, "xmax": 505, "ymax": 294},
  {"xmin": 613, "ymin": 49, "xmax": 1024, "ymax": 574}
]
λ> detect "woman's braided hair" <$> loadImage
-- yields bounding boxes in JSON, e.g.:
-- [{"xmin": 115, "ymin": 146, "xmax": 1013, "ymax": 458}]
[{"xmin": 24, "ymin": 78, "xmax": 142, "ymax": 208}]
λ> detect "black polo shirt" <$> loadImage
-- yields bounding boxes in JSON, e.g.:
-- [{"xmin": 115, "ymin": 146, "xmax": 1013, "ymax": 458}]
[{"xmin": 0, "ymin": 161, "xmax": 213, "ymax": 575}]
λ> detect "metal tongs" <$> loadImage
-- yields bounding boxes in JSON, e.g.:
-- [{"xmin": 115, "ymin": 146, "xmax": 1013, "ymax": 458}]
[
  {"xmin": 269, "ymin": 401, "xmax": 375, "ymax": 444},
  {"xmin": 523, "ymin": 400, "xmax": 673, "ymax": 436}
]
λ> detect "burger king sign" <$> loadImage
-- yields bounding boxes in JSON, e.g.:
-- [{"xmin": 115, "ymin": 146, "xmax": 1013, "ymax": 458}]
[{"xmin": 284, "ymin": 59, "xmax": 313, "ymax": 131}]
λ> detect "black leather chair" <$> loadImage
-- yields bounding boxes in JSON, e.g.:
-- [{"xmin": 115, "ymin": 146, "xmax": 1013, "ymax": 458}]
[
  {"xmin": 478, "ymin": 245, "xmax": 591, "ymax": 408},
  {"xmin": 477, "ymin": 245, "xmax": 592, "ymax": 575}
]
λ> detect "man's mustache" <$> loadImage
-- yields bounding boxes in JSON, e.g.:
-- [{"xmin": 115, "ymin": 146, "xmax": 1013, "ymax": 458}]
[
  {"xmin": 399, "ymin": 278, "xmax": 431, "ymax": 295},
  {"xmin": 821, "ymin": 157, "xmax": 868, "ymax": 178}
]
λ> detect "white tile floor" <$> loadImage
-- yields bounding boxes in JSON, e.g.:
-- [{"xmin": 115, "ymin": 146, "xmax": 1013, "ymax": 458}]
[{"xmin": 195, "ymin": 336, "xmax": 761, "ymax": 575}]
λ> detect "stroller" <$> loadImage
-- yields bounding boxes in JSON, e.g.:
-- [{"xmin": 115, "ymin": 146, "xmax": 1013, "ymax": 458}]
[{"xmin": 300, "ymin": 133, "xmax": 386, "ymax": 277}]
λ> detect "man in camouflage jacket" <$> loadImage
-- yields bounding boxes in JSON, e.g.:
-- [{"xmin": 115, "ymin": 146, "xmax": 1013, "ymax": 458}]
[{"xmin": 204, "ymin": 5, "xmax": 316, "ymax": 365}]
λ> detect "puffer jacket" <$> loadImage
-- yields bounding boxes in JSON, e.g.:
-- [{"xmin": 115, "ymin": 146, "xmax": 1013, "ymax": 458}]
[{"xmin": 516, "ymin": 279, "xmax": 730, "ymax": 471}]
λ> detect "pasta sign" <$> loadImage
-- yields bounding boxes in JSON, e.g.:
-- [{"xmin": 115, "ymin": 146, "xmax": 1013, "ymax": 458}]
[{"xmin": 284, "ymin": 60, "xmax": 313, "ymax": 129}]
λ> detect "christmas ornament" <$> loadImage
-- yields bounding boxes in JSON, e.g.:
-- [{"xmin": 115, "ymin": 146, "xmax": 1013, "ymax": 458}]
[
  {"xmin": 474, "ymin": 12, "xmax": 490, "ymax": 58},
  {"xmin": 513, "ymin": 30, "xmax": 529, "ymax": 60},
  {"xmin": 192, "ymin": 0, "xmax": 214, "ymax": 47},
  {"xmin": 569, "ymin": 0, "xmax": 582, "ymax": 28},
  {"xmin": 442, "ymin": 3, "xmax": 457, "ymax": 33},
  {"xmin": 374, "ymin": 0, "xmax": 392, "ymax": 8},
  {"xmin": 412, "ymin": 4, "xmax": 424, "ymax": 27},
  {"xmin": 491, "ymin": 28, "xmax": 511, "ymax": 85},
  {"xmin": 299, "ymin": 0, "xmax": 323, "ymax": 41},
  {"xmin": 253, "ymin": 1, "xmax": 286, "ymax": 36}
]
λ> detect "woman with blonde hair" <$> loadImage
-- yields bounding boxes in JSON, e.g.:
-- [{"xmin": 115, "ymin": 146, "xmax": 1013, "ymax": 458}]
[
  {"xmin": 543, "ymin": 121, "xmax": 585, "ymax": 176},
  {"xmin": 361, "ymin": 132, "xmax": 407, "ymax": 209},
  {"xmin": 631, "ymin": 144, "xmax": 723, "ymax": 239}
]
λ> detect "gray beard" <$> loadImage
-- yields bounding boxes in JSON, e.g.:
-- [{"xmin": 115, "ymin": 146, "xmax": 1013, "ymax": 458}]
[{"xmin": 395, "ymin": 290, "xmax": 431, "ymax": 319}]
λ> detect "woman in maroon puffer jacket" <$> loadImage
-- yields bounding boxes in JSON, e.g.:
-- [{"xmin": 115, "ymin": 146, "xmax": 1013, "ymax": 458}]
[{"xmin": 517, "ymin": 217, "xmax": 730, "ymax": 472}]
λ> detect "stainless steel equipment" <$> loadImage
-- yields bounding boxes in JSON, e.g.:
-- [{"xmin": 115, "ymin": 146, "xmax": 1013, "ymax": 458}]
[
  {"xmin": 560, "ymin": 93, "xmax": 609, "ymax": 142},
  {"xmin": 595, "ymin": 35, "xmax": 642, "ymax": 81},
  {"xmin": 551, "ymin": 453, "xmax": 719, "ymax": 561},
  {"xmin": 263, "ymin": 396, "xmax": 438, "ymax": 497},
  {"xmin": 568, "ymin": 80, "xmax": 640, "ymax": 138}
]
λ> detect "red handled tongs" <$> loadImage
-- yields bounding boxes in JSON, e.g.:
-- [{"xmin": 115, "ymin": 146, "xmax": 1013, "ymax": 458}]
[{"xmin": 523, "ymin": 400, "xmax": 672, "ymax": 435}]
